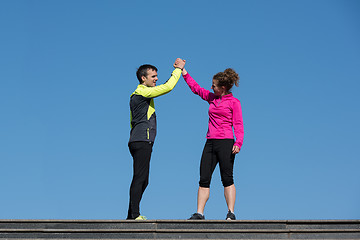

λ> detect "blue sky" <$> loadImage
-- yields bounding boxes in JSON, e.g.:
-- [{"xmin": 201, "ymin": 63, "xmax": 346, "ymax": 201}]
[{"xmin": 1, "ymin": 0, "xmax": 359, "ymax": 220}]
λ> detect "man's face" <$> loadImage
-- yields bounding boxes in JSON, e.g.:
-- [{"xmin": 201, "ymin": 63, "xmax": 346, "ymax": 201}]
[{"xmin": 141, "ymin": 69, "xmax": 158, "ymax": 87}]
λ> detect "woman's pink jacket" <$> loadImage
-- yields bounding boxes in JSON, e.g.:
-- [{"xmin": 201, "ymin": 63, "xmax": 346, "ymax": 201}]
[{"xmin": 183, "ymin": 73, "xmax": 244, "ymax": 149}]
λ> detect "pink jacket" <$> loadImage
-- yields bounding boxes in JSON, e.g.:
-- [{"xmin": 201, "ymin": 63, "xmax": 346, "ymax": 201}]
[{"xmin": 183, "ymin": 73, "xmax": 244, "ymax": 149}]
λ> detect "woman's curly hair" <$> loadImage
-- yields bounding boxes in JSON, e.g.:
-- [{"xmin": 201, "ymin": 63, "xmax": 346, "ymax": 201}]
[{"xmin": 213, "ymin": 68, "xmax": 239, "ymax": 92}]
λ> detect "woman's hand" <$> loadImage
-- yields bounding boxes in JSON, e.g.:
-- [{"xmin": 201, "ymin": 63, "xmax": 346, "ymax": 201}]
[
  {"xmin": 173, "ymin": 58, "xmax": 186, "ymax": 69},
  {"xmin": 232, "ymin": 145, "xmax": 240, "ymax": 154},
  {"xmin": 173, "ymin": 58, "xmax": 187, "ymax": 75}
]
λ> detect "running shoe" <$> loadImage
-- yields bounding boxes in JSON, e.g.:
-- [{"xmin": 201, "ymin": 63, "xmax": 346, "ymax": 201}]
[
  {"xmin": 189, "ymin": 213, "xmax": 205, "ymax": 220},
  {"xmin": 226, "ymin": 210, "xmax": 236, "ymax": 220},
  {"xmin": 135, "ymin": 215, "xmax": 147, "ymax": 220}
]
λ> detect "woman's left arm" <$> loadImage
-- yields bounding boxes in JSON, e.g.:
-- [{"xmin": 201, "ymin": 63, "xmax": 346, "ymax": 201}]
[{"xmin": 232, "ymin": 99, "xmax": 244, "ymax": 154}]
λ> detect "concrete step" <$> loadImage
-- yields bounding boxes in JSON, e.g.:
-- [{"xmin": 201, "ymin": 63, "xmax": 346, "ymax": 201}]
[{"xmin": 0, "ymin": 219, "xmax": 359, "ymax": 239}]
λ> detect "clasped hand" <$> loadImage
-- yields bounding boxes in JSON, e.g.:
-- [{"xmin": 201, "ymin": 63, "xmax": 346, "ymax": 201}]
[{"xmin": 173, "ymin": 58, "xmax": 186, "ymax": 69}]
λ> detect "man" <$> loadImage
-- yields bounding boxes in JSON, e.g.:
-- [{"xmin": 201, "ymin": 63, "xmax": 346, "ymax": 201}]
[{"xmin": 127, "ymin": 59, "xmax": 185, "ymax": 220}]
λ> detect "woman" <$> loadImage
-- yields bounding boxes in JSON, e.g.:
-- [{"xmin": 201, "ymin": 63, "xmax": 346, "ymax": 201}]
[{"xmin": 180, "ymin": 61, "xmax": 244, "ymax": 220}]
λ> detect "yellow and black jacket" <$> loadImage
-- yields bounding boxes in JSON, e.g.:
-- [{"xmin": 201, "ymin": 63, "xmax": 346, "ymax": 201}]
[{"xmin": 129, "ymin": 68, "xmax": 182, "ymax": 143}]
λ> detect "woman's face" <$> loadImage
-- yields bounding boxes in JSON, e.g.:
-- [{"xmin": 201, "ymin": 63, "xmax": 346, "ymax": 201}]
[{"xmin": 211, "ymin": 79, "xmax": 226, "ymax": 96}]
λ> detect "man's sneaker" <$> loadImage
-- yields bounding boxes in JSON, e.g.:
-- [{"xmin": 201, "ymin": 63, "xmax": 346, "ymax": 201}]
[
  {"xmin": 135, "ymin": 215, "xmax": 147, "ymax": 220},
  {"xmin": 226, "ymin": 210, "xmax": 236, "ymax": 220},
  {"xmin": 189, "ymin": 213, "xmax": 205, "ymax": 220}
]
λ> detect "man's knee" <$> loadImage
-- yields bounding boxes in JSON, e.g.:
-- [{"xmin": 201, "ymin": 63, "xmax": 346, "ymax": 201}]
[{"xmin": 132, "ymin": 174, "xmax": 148, "ymax": 185}]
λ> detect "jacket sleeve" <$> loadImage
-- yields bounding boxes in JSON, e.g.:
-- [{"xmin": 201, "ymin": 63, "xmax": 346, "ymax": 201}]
[
  {"xmin": 135, "ymin": 68, "xmax": 182, "ymax": 98},
  {"xmin": 232, "ymin": 99, "xmax": 244, "ymax": 149},
  {"xmin": 183, "ymin": 72, "xmax": 215, "ymax": 102}
]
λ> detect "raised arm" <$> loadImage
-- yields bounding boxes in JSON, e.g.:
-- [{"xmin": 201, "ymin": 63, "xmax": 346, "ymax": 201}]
[
  {"xmin": 134, "ymin": 65, "xmax": 183, "ymax": 98},
  {"xmin": 182, "ymin": 71, "xmax": 215, "ymax": 102}
]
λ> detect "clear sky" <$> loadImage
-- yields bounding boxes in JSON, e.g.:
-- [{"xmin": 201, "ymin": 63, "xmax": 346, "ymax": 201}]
[{"xmin": 1, "ymin": 0, "xmax": 359, "ymax": 220}]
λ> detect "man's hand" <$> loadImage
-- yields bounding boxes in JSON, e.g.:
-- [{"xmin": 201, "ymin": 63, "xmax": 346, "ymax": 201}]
[
  {"xmin": 232, "ymin": 145, "xmax": 240, "ymax": 154},
  {"xmin": 174, "ymin": 58, "xmax": 186, "ymax": 69}
]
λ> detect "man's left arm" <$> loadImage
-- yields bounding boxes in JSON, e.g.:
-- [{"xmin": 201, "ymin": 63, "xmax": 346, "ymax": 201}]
[
  {"xmin": 135, "ymin": 67, "xmax": 182, "ymax": 98},
  {"xmin": 145, "ymin": 68, "xmax": 182, "ymax": 98}
]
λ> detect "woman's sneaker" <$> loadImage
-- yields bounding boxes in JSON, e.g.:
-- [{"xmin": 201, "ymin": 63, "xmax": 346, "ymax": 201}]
[
  {"xmin": 189, "ymin": 213, "xmax": 205, "ymax": 220},
  {"xmin": 226, "ymin": 210, "xmax": 236, "ymax": 220}
]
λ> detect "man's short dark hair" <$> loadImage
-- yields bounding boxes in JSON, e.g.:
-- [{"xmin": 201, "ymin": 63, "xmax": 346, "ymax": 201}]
[{"xmin": 136, "ymin": 64, "xmax": 158, "ymax": 83}]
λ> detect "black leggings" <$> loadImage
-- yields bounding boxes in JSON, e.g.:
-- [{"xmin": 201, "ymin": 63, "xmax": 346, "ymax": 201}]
[
  {"xmin": 127, "ymin": 141, "xmax": 153, "ymax": 219},
  {"xmin": 199, "ymin": 139, "xmax": 235, "ymax": 188}
]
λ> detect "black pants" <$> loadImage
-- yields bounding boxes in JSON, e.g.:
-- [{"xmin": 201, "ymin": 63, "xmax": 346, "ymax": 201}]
[
  {"xmin": 199, "ymin": 139, "xmax": 235, "ymax": 188},
  {"xmin": 127, "ymin": 141, "xmax": 153, "ymax": 219}
]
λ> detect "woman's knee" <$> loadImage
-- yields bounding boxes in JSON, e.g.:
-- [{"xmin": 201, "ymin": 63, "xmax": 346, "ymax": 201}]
[
  {"xmin": 199, "ymin": 178, "xmax": 211, "ymax": 188},
  {"xmin": 221, "ymin": 176, "xmax": 234, "ymax": 187}
]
